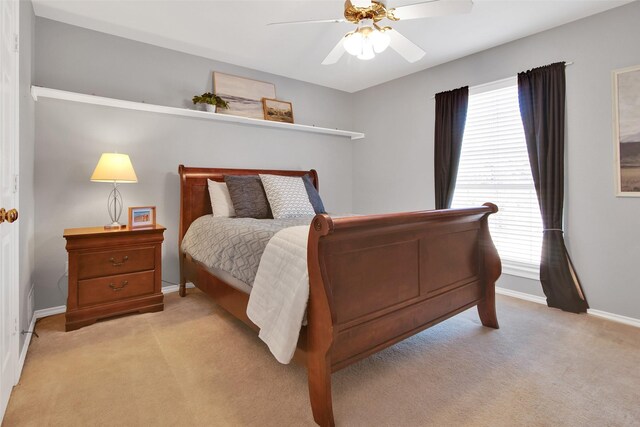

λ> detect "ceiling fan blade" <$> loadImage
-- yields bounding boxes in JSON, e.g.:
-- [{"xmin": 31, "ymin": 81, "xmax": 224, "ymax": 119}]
[
  {"xmin": 322, "ymin": 38, "xmax": 347, "ymax": 65},
  {"xmin": 388, "ymin": 29, "xmax": 426, "ymax": 63},
  {"xmin": 268, "ymin": 18, "xmax": 346, "ymax": 26},
  {"xmin": 391, "ymin": 0, "xmax": 473, "ymax": 21}
]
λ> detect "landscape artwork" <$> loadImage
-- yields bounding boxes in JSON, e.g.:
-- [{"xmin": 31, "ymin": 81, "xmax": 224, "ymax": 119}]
[
  {"xmin": 614, "ymin": 65, "xmax": 640, "ymax": 196},
  {"xmin": 262, "ymin": 98, "xmax": 294, "ymax": 124},
  {"xmin": 213, "ymin": 72, "xmax": 276, "ymax": 119}
]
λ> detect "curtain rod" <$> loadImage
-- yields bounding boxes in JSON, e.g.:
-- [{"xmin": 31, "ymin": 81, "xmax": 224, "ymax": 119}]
[{"xmin": 430, "ymin": 62, "xmax": 574, "ymax": 99}]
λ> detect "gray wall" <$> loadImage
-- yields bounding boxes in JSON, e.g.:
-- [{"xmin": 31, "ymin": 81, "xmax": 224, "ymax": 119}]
[
  {"xmin": 33, "ymin": 4, "xmax": 640, "ymax": 320},
  {"xmin": 19, "ymin": 0, "xmax": 35, "ymax": 350},
  {"xmin": 352, "ymin": 1, "xmax": 640, "ymax": 319},
  {"xmin": 33, "ymin": 18, "xmax": 355, "ymax": 309}
]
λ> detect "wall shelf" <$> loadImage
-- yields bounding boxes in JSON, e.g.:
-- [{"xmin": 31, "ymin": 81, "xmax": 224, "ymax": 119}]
[{"xmin": 30, "ymin": 86, "xmax": 365, "ymax": 140}]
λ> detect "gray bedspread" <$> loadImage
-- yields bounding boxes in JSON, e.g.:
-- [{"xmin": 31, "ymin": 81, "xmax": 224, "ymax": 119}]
[{"xmin": 181, "ymin": 215, "xmax": 314, "ymax": 287}]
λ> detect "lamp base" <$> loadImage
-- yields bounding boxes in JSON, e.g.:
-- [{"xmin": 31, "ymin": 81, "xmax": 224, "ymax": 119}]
[
  {"xmin": 104, "ymin": 222, "xmax": 126, "ymax": 230},
  {"xmin": 106, "ymin": 183, "xmax": 124, "ymax": 228}
]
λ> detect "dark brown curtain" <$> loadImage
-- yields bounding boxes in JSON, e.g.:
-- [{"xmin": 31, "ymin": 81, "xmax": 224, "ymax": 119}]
[
  {"xmin": 518, "ymin": 62, "xmax": 588, "ymax": 313},
  {"xmin": 434, "ymin": 86, "xmax": 469, "ymax": 209}
]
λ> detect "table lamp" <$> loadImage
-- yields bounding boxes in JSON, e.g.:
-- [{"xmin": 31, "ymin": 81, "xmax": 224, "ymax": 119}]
[{"xmin": 90, "ymin": 153, "xmax": 138, "ymax": 229}]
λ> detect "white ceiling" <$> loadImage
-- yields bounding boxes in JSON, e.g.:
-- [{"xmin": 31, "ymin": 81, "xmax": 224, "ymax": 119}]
[{"xmin": 31, "ymin": 0, "xmax": 633, "ymax": 93}]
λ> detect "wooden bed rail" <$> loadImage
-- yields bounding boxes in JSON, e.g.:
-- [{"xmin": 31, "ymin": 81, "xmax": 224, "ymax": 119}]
[
  {"xmin": 321, "ymin": 203, "xmax": 498, "ymax": 231},
  {"xmin": 306, "ymin": 203, "xmax": 501, "ymax": 426}
]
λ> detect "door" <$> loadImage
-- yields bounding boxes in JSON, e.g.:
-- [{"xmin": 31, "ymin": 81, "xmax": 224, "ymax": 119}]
[{"xmin": 0, "ymin": 0, "xmax": 19, "ymax": 419}]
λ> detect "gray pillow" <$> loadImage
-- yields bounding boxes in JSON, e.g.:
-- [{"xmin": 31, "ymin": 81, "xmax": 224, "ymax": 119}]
[
  {"xmin": 302, "ymin": 174, "xmax": 326, "ymax": 214},
  {"xmin": 224, "ymin": 175, "xmax": 272, "ymax": 219}
]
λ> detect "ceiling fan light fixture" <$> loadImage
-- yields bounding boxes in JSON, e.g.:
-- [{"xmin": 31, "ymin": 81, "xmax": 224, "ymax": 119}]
[
  {"xmin": 343, "ymin": 30, "xmax": 364, "ymax": 56},
  {"xmin": 370, "ymin": 28, "xmax": 390, "ymax": 53},
  {"xmin": 357, "ymin": 42, "xmax": 375, "ymax": 60},
  {"xmin": 280, "ymin": 0, "xmax": 470, "ymax": 65},
  {"xmin": 343, "ymin": 24, "xmax": 387, "ymax": 60}
]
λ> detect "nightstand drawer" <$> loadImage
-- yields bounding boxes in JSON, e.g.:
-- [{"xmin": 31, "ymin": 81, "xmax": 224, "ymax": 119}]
[
  {"xmin": 78, "ymin": 270, "xmax": 155, "ymax": 307},
  {"xmin": 78, "ymin": 246, "xmax": 155, "ymax": 279}
]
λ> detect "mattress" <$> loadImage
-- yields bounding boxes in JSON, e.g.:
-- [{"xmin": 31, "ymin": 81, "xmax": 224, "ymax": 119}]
[{"xmin": 181, "ymin": 215, "xmax": 314, "ymax": 290}]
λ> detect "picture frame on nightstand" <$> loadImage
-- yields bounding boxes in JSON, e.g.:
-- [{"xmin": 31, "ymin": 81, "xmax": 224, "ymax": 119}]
[{"xmin": 128, "ymin": 206, "xmax": 156, "ymax": 228}]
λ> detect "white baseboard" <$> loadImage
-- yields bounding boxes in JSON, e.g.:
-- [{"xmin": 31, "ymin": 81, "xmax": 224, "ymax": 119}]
[
  {"xmin": 496, "ymin": 286, "xmax": 640, "ymax": 328},
  {"xmin": 496, "ymin": 287, "xmax": 547, "ymax": 305},
  {"xmin": 587, "ymin": 309, "xmax": 640, "ymax": 328},
  {"xmin": 27, "ymin": 284, "xmax": 35, "ymax": 323},
  {"xmin": 34, "ymin": 305, "xmax": 66, "ymax": 319},
  {"xmin": 17, "ymin": 315, "xmax": 36, "ymax": 383},
  {"xmin": 17, "ymin": 304, "xmax": 66, "ymax": 383},
  {"xmin": 161, "ymin": 283, "xmax": 195, "ymax": 294}
]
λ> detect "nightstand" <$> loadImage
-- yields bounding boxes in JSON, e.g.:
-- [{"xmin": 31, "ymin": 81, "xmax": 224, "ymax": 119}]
[{"xmin": 63, "ymin": 225, "xmax": 166, "ymax": 331}]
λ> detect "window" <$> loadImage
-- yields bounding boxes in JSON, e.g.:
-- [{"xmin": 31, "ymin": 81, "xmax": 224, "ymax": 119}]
[{"xmin": 451, "ymin": 77, "xmax": 542, "ymax": 279}]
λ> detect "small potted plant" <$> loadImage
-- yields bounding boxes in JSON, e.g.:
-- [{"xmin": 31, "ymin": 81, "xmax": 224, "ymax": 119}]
[{"xmin": 192, "ymin": 92, "xmax": 229, "ymax": 113}]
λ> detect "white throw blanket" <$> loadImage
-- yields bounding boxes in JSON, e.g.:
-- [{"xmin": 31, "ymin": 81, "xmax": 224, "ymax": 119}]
[{"xmin": 246, "ymin": 225, "xmax": 310, "ymax": 364}]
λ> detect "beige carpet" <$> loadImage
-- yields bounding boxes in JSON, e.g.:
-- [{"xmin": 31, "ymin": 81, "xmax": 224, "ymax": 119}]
[{"xmin": 3, "ymin": 290, "xmax": 639, "ymax": 427}]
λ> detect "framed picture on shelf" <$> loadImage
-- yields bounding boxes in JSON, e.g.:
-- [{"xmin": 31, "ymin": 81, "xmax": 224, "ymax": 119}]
[
  {"xmin": 213, "ymin": 72, "xmax": 276, "ymax": 119},
  {"xmin": 613, "ymin": 64, "xmax": 640, "ymax": 196},
  {"xmin": 128, "ymin": 206, "xmax": 156, "ymax": 228},
  {"xmin": 262, "ymin": 98, "xmax": 294, "ymax": 124}
]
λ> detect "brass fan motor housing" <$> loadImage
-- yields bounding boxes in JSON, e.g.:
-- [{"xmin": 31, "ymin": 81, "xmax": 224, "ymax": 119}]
[{"xmin": 344, "ymin": 0, "xmax": 398, "ymax": 23}]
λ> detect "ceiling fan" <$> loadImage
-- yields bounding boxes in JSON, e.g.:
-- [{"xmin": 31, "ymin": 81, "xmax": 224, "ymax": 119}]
[{"xmin": 268, "ymin": 0, "xmax": 473, "ymax": 65}]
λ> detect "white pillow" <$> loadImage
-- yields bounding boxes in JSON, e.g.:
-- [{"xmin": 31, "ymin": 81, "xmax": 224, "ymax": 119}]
[
  {"xmin": 207, "ymin": 179, "xmax": 236, "ymax": 217},
  {"xmin": 259, "ymin": 174, "xmax": 315, "ymax": 219}
]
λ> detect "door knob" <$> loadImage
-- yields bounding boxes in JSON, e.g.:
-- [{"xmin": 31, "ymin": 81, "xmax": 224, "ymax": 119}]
[
  {"xmin": 7, "ymin": 209, "xmax": 18, "ymax": 223},
  {"xmin": 0, "ymin": 208, "xmax": 18, "ymax": 224}
]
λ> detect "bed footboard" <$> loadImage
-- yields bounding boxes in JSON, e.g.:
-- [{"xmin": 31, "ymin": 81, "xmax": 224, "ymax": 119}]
[{"xmin": 306, "ymin": 204, "xmax": 501, "ymax": 426}]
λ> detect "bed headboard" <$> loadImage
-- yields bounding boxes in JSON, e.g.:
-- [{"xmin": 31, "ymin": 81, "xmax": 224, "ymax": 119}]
[{"xmin": 178, "ymin": 165, "xmax": 319, "ymax": 245}]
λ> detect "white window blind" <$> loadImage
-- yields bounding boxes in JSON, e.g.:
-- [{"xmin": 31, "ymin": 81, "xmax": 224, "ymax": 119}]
[{"xmin": 451, "ymin": 78, "xmax": 542, "ymax": 276}]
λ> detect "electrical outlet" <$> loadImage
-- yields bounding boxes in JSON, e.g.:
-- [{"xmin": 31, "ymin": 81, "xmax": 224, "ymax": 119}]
[{"xmin": 64, "ymin": 261, "xmax": 69, "ymax": 275}]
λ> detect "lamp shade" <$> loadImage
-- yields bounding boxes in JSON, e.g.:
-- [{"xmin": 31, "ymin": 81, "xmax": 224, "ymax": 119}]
[{"xmin": 90, "ymin": 153, "xmax": 138, "ymax": 183}]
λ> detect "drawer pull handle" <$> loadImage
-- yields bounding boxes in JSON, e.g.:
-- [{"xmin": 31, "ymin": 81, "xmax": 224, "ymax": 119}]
[
  {"xmin": 109, "ymin": 281, "xmax": 129, "ymax": 291},
  {"xmin": 109, "ymin": 256, "xmax": 129, "ymax": 267}
]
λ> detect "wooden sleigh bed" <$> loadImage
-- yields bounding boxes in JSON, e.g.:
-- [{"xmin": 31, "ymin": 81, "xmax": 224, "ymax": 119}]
[{"xmin": 178, "ymin": 165, "xmax": 501, "ymax": 426}]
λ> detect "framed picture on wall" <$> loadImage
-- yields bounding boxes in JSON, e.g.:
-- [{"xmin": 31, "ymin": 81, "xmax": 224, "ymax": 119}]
[
  {"xmin": 128, "ymin": 206, "xmax": 156, "ymax": 228},
  {"xmin": 213, "ymin": 72, "xmax": 276, "ymax": 119},
  {"xmin": 262, "ymin": 98, "xmax": 294, "ymax": 124},
  {"xmin": 613, "ymin": 64, "xmax": 640, "ymax": 197}
]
